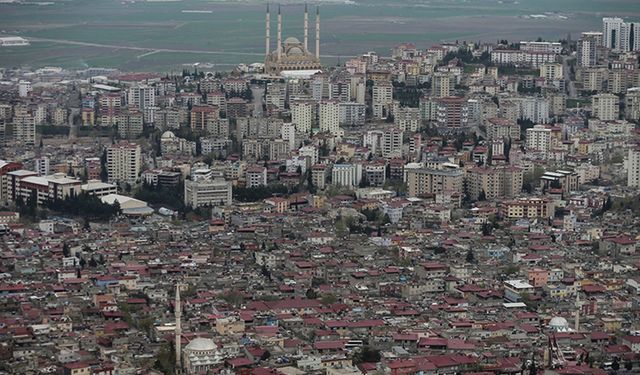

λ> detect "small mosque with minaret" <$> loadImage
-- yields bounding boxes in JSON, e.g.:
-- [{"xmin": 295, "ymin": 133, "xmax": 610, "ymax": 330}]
[{"xmin": 264, "ymin": 4, "xmax": 323, "ymax": 75}]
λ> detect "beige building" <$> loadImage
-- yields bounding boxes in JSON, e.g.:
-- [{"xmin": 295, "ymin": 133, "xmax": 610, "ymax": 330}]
[
  {"xmin": 626, "ymin": 87, "xmax": 640, "ymax": 121},
  {"xmin": 394, "ymin": 107, "xmax": 421, "ymax": 132},
  {"xmin": 117, "ymin": 110, "xmax": 143, "ymax": 139},
  {"xmin": 406, "ymin": 168, "xmax": 463, "ymax": 197},
  {"xmin": 486, "ymin": 117, "xmax": 520, "ymax": 141},
  {"xmin": 311, "ymin": 164, "xmax": 328, "ymax": 190},
  {"xmin": 107, "ymin": 142, "xmax": 142, "ymax": 184},
  {"xmin": 540, "ymin": 63, "xmax": 563, "ymax": 80},
  {"xmin": 215, "ymin": 316, "xmax": 245, "ymax": 336},
  {"xmin": 431, "ymin": 72, "xmax": 453, "ymax": 98},
  {"xmin": 372, "ymin": 81, "xmax": 393, "ymax": 119},
  {"xmin": 592, "ymin": 93, "xmax": 619, "ymax": 121},
  {"xmin": 466, "ymin": 166, "xmax": 523, "ymax": 201},
  {"xmin": 500, "ymin": 198, "xmax": 555, "ymax": 219},
  {"xmin": 6, "ymin": 171, "xmax": 81, "ymax": 206},
  {"xmin": 13, "ymin": 105, "xmax": 36, "ymax": 146}
]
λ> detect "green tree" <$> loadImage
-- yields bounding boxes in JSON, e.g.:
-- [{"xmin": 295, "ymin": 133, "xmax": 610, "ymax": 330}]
[
  {"xmin": 353, "ymin": 347, "xmax": 381, "ymax": 364},
  {"xmin": 466, "ymin": 249, "xmax": 475, "ymax": 263},
  {"xmin": 305, "ymin": 288, "xmax": 318, "ymax": 299},
  {"xmin": 321, "ymin": 294, "xmax": 337, "ymax": 305},
  {"xmin": 100, "ymin": 149, "xmax": 108, "ymax": 182}
]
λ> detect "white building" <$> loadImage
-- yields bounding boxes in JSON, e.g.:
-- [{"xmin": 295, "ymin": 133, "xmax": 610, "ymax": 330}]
[
  {"xmin": 603, "ymin": 17, "xmax": 640, "ymax": 52},
  {"xmin": 35, "ymin": 156, "xmax": 50, "ymax": 176},
  {"xmin": 18, "ymin": 81, "xmax": 32, "ymax": 98},
  {"xmin": 339, "ymin": 102, "xmax": 366, "ymax": 126},
  {"xmin": 127, "ymin": 85, "xmax": 156, "ymax": 111},
  {"xmin": 184, "ymin": 178, "xmax": 232, "ymax": 208},
  {"xmin": 299, "ymin": 145, "xmax": 319, "ymax": 166},
  {"xmin": 81, "ymin": 180, "xmax": 118, "ymax": 197},
  {"xmin": 578, "ymin": 32, "xmax": 602, "ymax": 67},
  {"xmin": 331, "ymin": 164, "xmax": 362, "ymax": 188},
  {"xmin": 514, "ymin": 97, "xmax": 549, "ymax": 124},
  {"xmin": 526, "ymin": 125, "xmax": 551, "ymax": 157},
  {"xmin": 107, "ymin": 142, "xmax": 142, "ymax": 184},
  {"xmin": 382, "ymin": 127, "xmax": 403, "ymax": 158},
  {"xmin": 319, "ymin": 100, "xmax": 341, "ymax": 136},
  {"xmin": 628, "ymin": 147, "xmax": 640, "ymax": 188},
  {"xmin": 291, "ymin": 100, "xmax": 314, "ymax": 133}
]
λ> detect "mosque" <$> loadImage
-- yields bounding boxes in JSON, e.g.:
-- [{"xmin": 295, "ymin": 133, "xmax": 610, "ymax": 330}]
[{"xmin": 264, "ymin": 4, "xmax": 323, "ymax": 75}]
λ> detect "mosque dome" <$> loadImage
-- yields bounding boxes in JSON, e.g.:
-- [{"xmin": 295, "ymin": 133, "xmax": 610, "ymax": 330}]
[
  {"xmin": 161, "ymin": 131, "xmax": 176, "ymax": 139},
  {"xmin": 185, "ymin": 337, "xmax": 216, "ymax": 352},
  {"xmin": 287, "ymin": 46, "xmax": 304, "ymax": 56},
  {"xmin": 284, "ymin": 37, "xmax": 300, "ymax": 44},
  {"xmin": 548, "ymin": 316, "xmax": 570, "ymax": 332}
]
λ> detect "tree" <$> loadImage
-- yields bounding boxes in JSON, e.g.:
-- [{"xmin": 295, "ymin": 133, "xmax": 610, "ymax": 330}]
[
  {"xmin": 353, "ymin": 347, "xmax": 381, "ymax": 364},
  {"xmin": 612, "ymin": 357, "xmax": 620, "ymax": 372},
  {"xmin": 100, "ymin": 149, "xmax": 108, "ymax": 182},
  {"xmin": 624, "ymin": 361, "xmax": 633, "ymax": 371},
  {"xmin": 321, "ymin": 293, "xmax": 337, "ymax": 305},
  {"xmin": 478, "ymin": 189, "xmax": 487, "ymax": 201},
  {"xmin": 62, "ymin": 243, "xmax": 70, "ymax": 257},
  {"xmin": 305, "ymin": 288, "xmax": 318, "ymax": 299},
  {"xmin": 88, "ymin": 257, "xmax": 98, "ymax": 268},
  {"xmin": 466, "ymin": 249, "xmax": 475, "ymax": 263}
]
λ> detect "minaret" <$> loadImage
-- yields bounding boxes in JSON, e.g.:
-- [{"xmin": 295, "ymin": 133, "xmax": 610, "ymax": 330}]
[
  {"xmin": 277, "ymin": 4, "xmax": 282, "ymax": 62},
  {"xmin": 315, "ymin": 6, "xmax": 320, "ymax": 59},
  {"xmin": 265, "ymin": 4, "xmax": 270, "ymax": 59},
  {"xmin": 175, "ymin": 283, "xmax": 182, "ymax": 373},
  {"xmin": 304, "ymin": 3, "xmax": 309, "ymax": 52},
  {"xmin": 574, "ymin": 290, "xmax": 581, "ymax": 331}
]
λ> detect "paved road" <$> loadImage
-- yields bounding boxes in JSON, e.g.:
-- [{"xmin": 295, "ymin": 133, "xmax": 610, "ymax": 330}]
[{"xmin": 562, "ymin": 55, "xmax": 578, "ymax": 99}]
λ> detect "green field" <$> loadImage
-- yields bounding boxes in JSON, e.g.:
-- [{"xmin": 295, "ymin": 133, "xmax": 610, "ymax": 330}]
[{"xmin": 0, "ymin": 0, "xmax": 638, "ymax": 72}]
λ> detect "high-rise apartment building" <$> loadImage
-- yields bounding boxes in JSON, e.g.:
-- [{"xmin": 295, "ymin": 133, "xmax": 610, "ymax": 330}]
[
  {"xmin": 628, "ymin": 147, "xmax": 640, "ymax": 187},
  {"xmin": 526, "ymin": 125, "xmax": 551, "ymax": 156},
  {"xmin": 128, "ymin": 85, "xmax": 156, "ymax": 110},
  {"xmin": 577, "ymin": 32, "xmax": 602, "ymax": 67},
  {"xmin": 603, "ymin": 17, "xmax": 640, "ymax": 52},
  {"xmin": 13, "ymin": 105, "xmax": 36, "ymax": 146},
  {"xmin": 291, "ymin": 100, "xmax": 314, "ymax": 133},
  {"xmin": 592, "ymin": 93, "xmax": 619, "ymax": 121},
  {"xmin": 372, "ymin": 82, "xmax": 393, "ymax": 119},
  {"xmin": 431, "ymin": 72, "xmax": 453, "ymax": 98},
  {"xmin": 405, "ymin": 167, "xmax": 463, "ymax": 197},
  {"xmin": 107, "ymin": 142, "xmax": 142, "ymax": 184},
  {"xmin": 382, "ymin": 127, "xmax": 403, "ymax": 158},
  {"xmin": 319, "ymin": 100, "xmax": 340, "ymax": 136}
]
